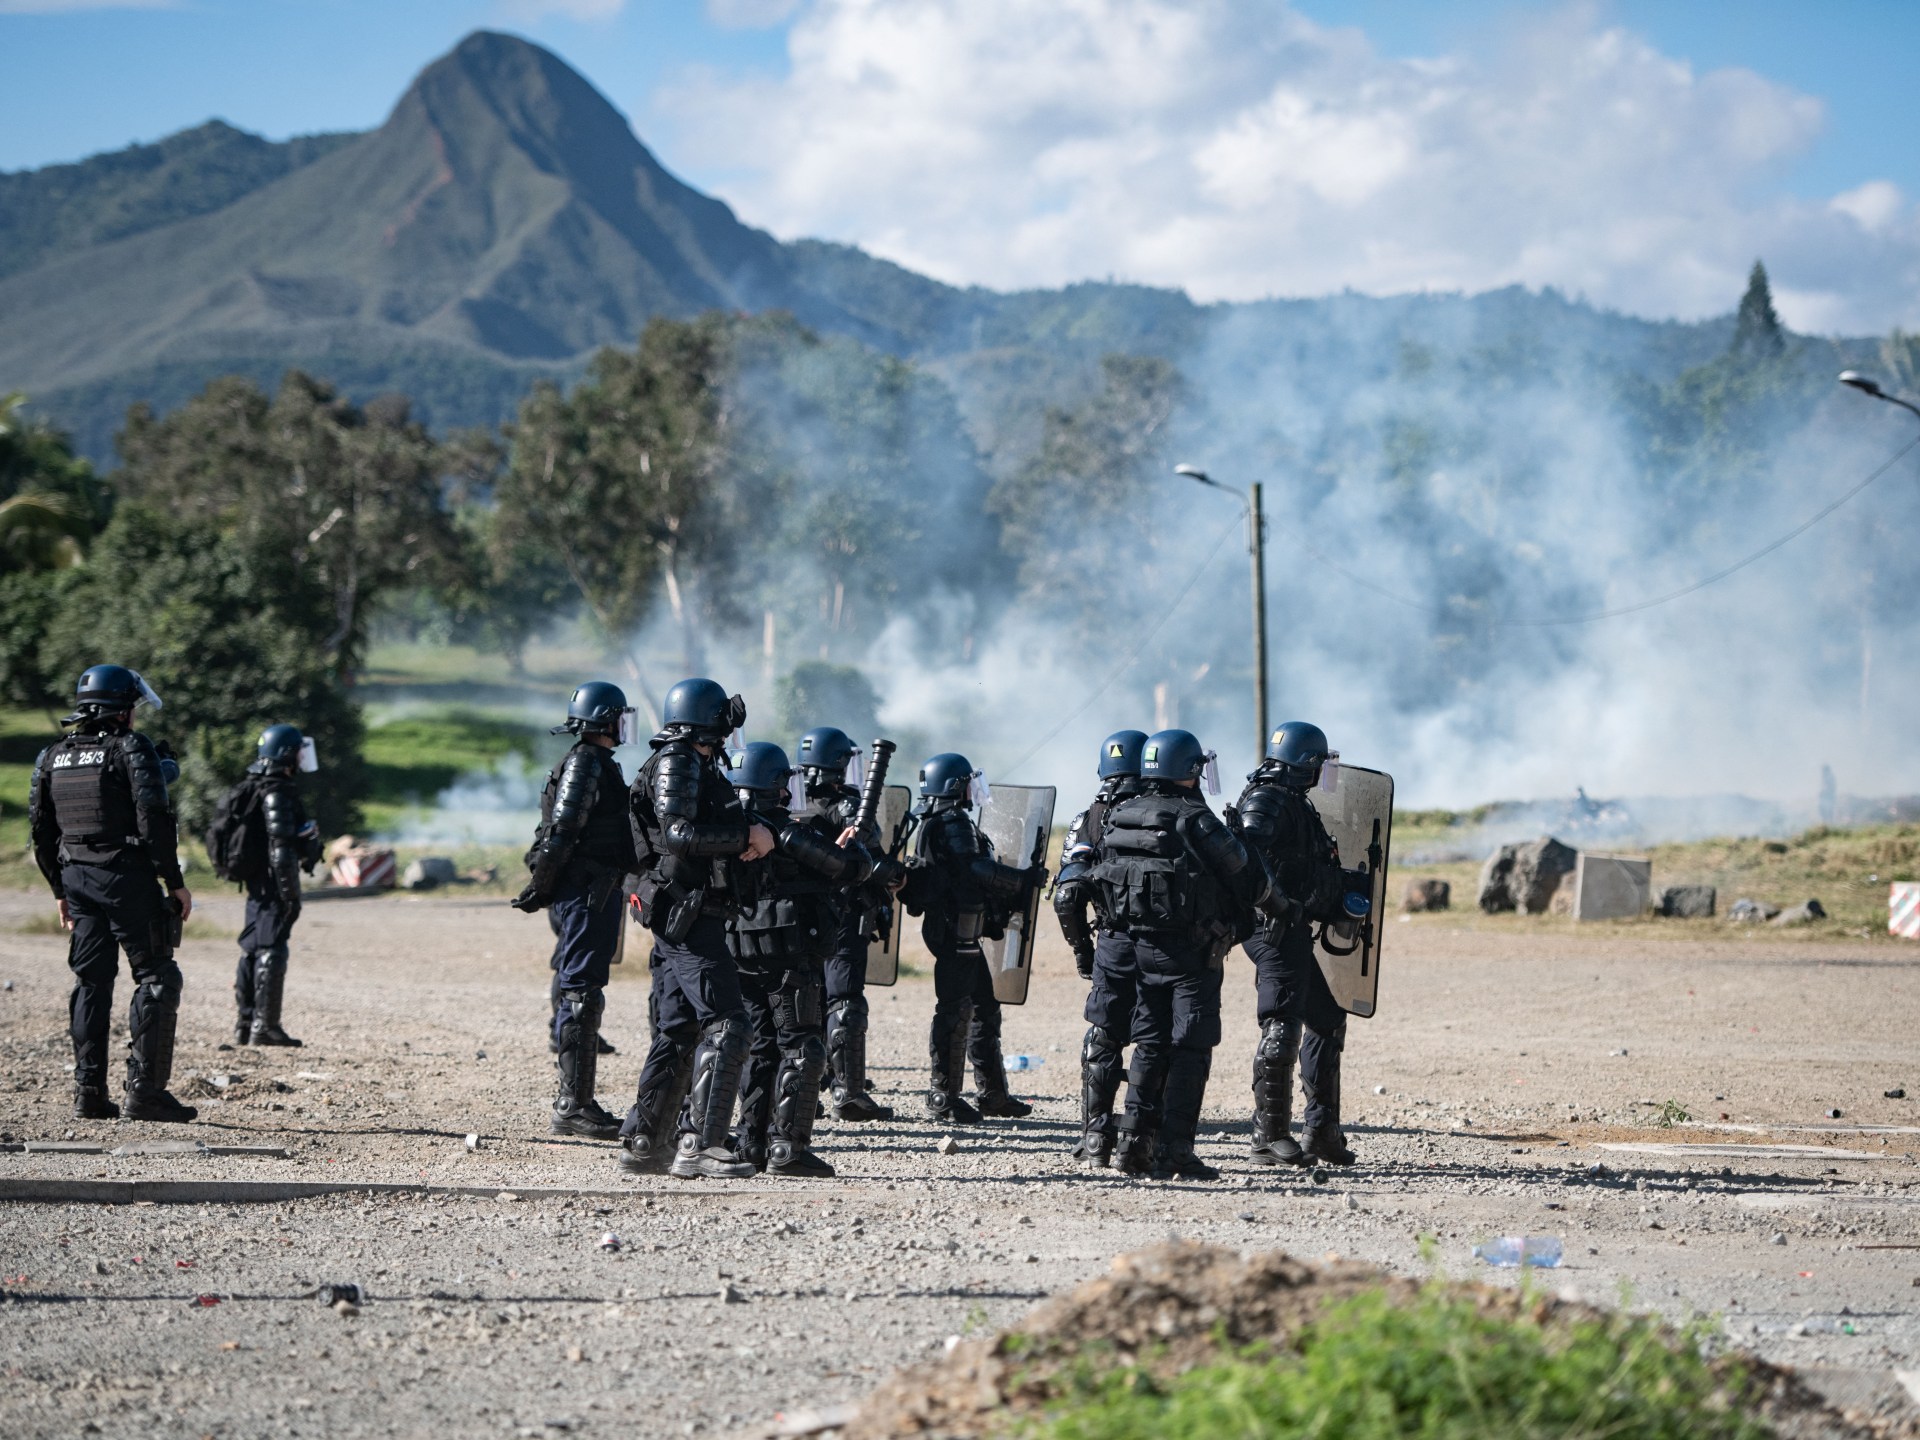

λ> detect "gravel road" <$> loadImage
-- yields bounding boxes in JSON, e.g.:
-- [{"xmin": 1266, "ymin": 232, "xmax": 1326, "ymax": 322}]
[{"xmin": 1, "ymin": 889, "xmax": 1916, "ymax": 1438}]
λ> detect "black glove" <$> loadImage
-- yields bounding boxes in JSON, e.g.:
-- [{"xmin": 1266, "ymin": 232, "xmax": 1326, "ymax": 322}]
[
  {"xmin": 1074, "ymin": 945, "xmax": 1095, "ymax": 981},
  {"xmin": 1027, "ymin": 862, "xmax": 1049, "ymax": 891},
  {"xmin": 510, "ymin": 883, "xmax": 549, "ymax": 914},
  {"xmin": 869, "ymin": 855, "xmax": 907, "ymax": 890}
]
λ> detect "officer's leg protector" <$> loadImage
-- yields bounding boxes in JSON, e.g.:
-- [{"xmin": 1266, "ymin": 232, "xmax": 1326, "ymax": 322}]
[
  {"xmin": 1251, "ymin": 1017, "xmax": 1305, "ymax": 1166},
  {"xmin": 926, "ymin": 997, "xmax": 981, "ymax": 1124},
  {"xmin": 552, "ymin": 989, "xmax": 621, "ymax": 1140},
  {"xmin": 1075, "ymin": 1024, "xmax": 1125, "ymax": 1165},
  {"xmin": 768, "ymin": 1033, "xmax": 832, "ymax": 1178},
  {"xmin": 620, "ymin": 1024, "xmax": 696, "ymax": 1174},
  {"xmin": 124, "ymin": 980, "xmax": 197, "ymax": 1122},
  {"xmin": 1152, "ymin": 1047, "xmax": 1219, "ymax": 1181},
  {"xmin": 234, "ymin": 950, "xmax": 258, "ymax": 1045},
  {"xmin": 969, "ymin": 1000, "xmax": 1033, "ymax": 1119},
  {"xmin": 1115, "ymin": 1040, "xmax": 1170, "ymax": 1176},
  {"xmin": 548, "ymin": 967, "xmax": 563, "ymax": 1053},
  {"xmin": 248, "ymin": 946, "xmax": 301, "ymax": 1048},
  {"xmin": 670, "ymin": 1017, "xmax": 755, "ymax": 1179},
  {"xmin": 1300, "ymin": 1021, "xmax": 1354, "ymax": 1165},
  {"xmin": 827, "ymin": 996, "xmax": 893, "ymax": 1121},
  {"xmin": 65, "ymin": 916, "xmax": 117, "ymax": 1095}
]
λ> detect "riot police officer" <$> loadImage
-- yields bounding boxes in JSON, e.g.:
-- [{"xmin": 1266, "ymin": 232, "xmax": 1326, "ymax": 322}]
[
  {"xmin": 230, "ymin": 724, "xmax": 323, "ymax": 1047},
  {"xmin": 1236, "ymin": 722, "xmax": 1358, "ymax": 1166},
  {"xmin": 620, "ymin": 678, "xmax": 771, "ymax": 1179},
  {"xmin": 28, "ymin": 665, "xmax": 196, "ymax": 1122},
  {"xmin": 1097, "ymin": 729, "xmax": 1267, "ymax": 1179},
  {"xmin": 795, "ymin": 726, "xmax": 894, "ymax": 1121},
  {"xmin": 898, "ymin": 753, "xmax": 1043, "ymax": 1124},
  {"xmin": 728, "ymin": 742, "xmax": 894, "ymax": 1177},
  {"xmin": 513, "ymin": 682, "xmax": 639, "ymax": 1140},
  {"xmin": 1054, "ymin": 729, "xmax": 1148, "ymax": 1165}
]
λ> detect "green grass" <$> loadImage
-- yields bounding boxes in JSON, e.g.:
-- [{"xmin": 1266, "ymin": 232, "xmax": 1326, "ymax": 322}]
[
  {"xmin": 1026, "ymin": 1287, "xmax": 1769, "ymax": 1440},
  {"xmin": 362, "ymin": 709, "xmax": 553, "ymax": 808}
]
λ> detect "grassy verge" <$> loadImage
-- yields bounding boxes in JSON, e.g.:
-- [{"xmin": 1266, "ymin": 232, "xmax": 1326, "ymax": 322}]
[{"xmin": 1026, "ymin": 1285, "xmax": 1769, "ymax": 1440}]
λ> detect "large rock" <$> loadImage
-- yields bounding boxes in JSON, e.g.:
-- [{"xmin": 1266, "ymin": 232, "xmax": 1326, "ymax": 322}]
[
  {"xmin": 1477, "ymin": 837, "xmax": 1577, "ymax": 914},
  {"xmin": 403, "ymin": 856, "xmax": 460, "ymax": 891},
  {"xmin": 1655, "ymin": 885, "xmax": 1716, "ymax": 919},
  {"xmin": 1401, "ymin": 878, "xmax": 1451, "ymax": 913},
  {"xmin": 1571, "ymin": 854, "xmax": 1651, "ymax": 921}
]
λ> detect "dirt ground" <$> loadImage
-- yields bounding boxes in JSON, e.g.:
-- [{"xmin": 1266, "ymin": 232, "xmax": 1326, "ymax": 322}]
[{"xmin": 1, "ymin": 888, "xmax": 1917, "ymax": 1439}]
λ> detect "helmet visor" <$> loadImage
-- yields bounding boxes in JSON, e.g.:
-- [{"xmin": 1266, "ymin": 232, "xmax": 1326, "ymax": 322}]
[
  {"xmin": 1201, "ymin": 750, "xmax": 1221, "ymax": 796},
  {"xmin": 298, "ymin": 737, "xmax": 320, "ymax": 774},
  {"xmin": 130, "ymin": 671, "xmax": 163, "ymax": 711},
  {"xmin": 967, "ymin": 770, "xmax": 992, "ymax": 810},
  {"xmin": 843, "ymin": 750, "xmax": 865, "ymax": 791},
  {"xmin": 723, "ymin": 693, "xmax": 747, "ymax": 735},
  {"xmin": 616, "ymin": 709, "xmax": 639, "ymax": 747},
  {"xmin": 786, "ymin": 771, "xmax": 808, "ymax": 811},
  {"xmin": 1316, "ymin": 755, "xmax": 1341, "ymax": 793}
]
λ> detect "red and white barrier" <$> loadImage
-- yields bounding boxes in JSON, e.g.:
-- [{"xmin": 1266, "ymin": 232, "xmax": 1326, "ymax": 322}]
[
  {"xmin": 1892, "ymin": 881, "xmax": 1920, "ymax": 941},
  {"xmin": 330, "ymin": 848, "xmax": 396, "ymax": 891}
]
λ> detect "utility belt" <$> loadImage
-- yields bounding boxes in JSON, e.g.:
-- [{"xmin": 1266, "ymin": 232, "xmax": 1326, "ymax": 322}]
[
  {"xmin": 638, "ymin": 862, "xmax": 743, "ymax": 943},
  {"xmin": 59, "ymin": 834, "xmax": 145, "ymax": 866}
]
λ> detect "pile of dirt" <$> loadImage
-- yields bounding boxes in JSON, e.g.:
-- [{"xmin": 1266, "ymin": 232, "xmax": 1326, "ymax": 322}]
[{"xmin": 826, "ymin": 1243, "xmax": 1907, "ymax": 1440}]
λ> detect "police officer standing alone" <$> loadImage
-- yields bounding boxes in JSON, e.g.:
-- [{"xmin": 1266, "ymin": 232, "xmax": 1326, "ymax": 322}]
[
  {"xmin": 1054, "ymin": 729, "xmax": 1147, "ymax": 1166},
  {"xmin": 900, "ymin": 754, "xmax": 1044, "ymax": 1125},
  {"xmin": 513, "ymin": 683, "xmax": 638, "ymax": 1141},
  {"xmin": 1097, "ymin": 729, "xmax": 1267, "ymax": 1180},
  {"xmin": 28, "ymin": 665, "xmax": 197, "ymax": 1122},
  {"xmin": 620, "ymin": 679, "xmax": 771, "ymax": 1179},
  {"xmin": 1235, "ymin": 722, "xmax": 1358, "ymax": 1167},
  {"xmin": 229, "ymin": 725, "xmax": 323, "ymax": 1047},
  {"xmin": 795, "ymin": 726, "xmax": 894, "ymax": 1121}
]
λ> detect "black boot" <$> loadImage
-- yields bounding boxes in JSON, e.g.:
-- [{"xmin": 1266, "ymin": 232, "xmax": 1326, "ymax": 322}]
[
  {"xmin": 552, "ymin": 989, "xmax": 622, "ymax": 1140},
  {"xmin": 1151, "ymin": 1047, "xmax": 1218, "ymax": 1180},
  {"xmin": 926, "ymin": 1000, "xmax": 981, "ymax": 1124},
  {"xmin": 1250, "ymin": 1018, "xmax": 1305, "ymax": 1166},
  {"xmin": 1300, "ymin": 1028, "xmax": 1355, "ymax": 1166},
  {"xmin": 767, "ymin": 1036, "xmax": 833, "ymax": 1178},
  {"xmin": 670, "ymin": 1019, "xmax": 756, "ymax": 1179},
  {"xmin": 827, "ymin": 1000, "xmax": 892, "ymax": 1121},
  {"xmin": 971, "ymin": 1012, "xmax": 1033, "ymax": 1119},
  {"xmin": 247, "ymin": 947, "xmax": 301, "ymax": 1047},
  {"xmin": 1073, "ymin": 1024, "xmax": 1123, "ymax": 1165},
  {"xmin": 73, "ymin": 1087, "xmax": 119, "ymax": 1120},
  {"xmin": 233, "ymin": 950, "xmax": 257, "ymax": 1045},
  {"xmin": 618, "ymin": 1051, "xmax": 691, "ymax": 1175},
  {"xmin": 1113, "ymin": 1117, "xmax": 1156, "ymax": 1176},
  {"xmin": 124, "ymin": 982, "xmax": 197, "ymax": 1123}
]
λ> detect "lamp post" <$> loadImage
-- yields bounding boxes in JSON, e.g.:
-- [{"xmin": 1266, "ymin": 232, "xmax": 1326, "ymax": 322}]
[
  {"xmin": 1173, "ymin": 464, "xmax": 1268, "ymax": 764},
  {"xmin": 1839, "ymin": 370, "xmax": 1920, "ymax": 422}
]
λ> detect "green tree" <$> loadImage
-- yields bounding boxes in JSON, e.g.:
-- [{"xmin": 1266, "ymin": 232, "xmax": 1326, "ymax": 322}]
[
  {"xmin": 773, "ymin": 661, "xmax": 883, "ymax": 743},
  {"xmin": 1729, "ymin": 259, "xmax": 1786, "ymax": 362},
  {"xmin": 116, "ymin": 373, "xmax": 459, "ymax": 685},
  {"xmin": 41, "ymin": 503, "xmax": 366, "ymax": 836}
]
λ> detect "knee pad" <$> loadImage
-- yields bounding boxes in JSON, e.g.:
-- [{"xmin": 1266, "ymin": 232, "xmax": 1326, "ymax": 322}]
[
  {"xmin": 562, "ymin": 988, "xmax": 605, "ymax": 1026},
  {"xmin": 834, "ymin": 993, "xmax": 868, "ymax": 1027},
  {"xmin": 702, "ymin": 1015, "xmax": 750, "ymax": 1065},
  {"xmin": 1255, "ymin": 1017, "xmax": 1299, "ymax": 1066},
  {"xmin": 1082, "ymin": 1024, "xmax": 1122, "ymax": 1066},
  {"xmin": 795, "ymin": 1032, "xmax": 827, "ymax": 1074}
]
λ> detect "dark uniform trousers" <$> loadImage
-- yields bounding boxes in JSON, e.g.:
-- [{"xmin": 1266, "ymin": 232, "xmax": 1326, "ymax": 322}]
[
  {"xmin": 1083, "ymin": 931, "xmax": 1139, "ymax": 1036},
  {"xmin": 63, "ymin": 859, "xmax": 182, "ymax": 1092},
  {"xmin": 733, "ymin": 950, "xmax": 826, "ymax": 1154},
  {"xmin": 1121, "ymin": 935, "xmax": 1223, "ymax": 1144},
  {"xmin": 628, "ymin": 914, "xmax": 747, "ymax": 1136},
  {"xmin": 929, "ymin": 935, "xmax": 1001, "ymax": 1073},
  {"xmin": 546, "ymin": 866, "xmax": 624, "ymax": 1047},
  {"xmin": 823, "ymin": 909, "xmax": 867, "ymax": 1009},
  {"xmin": 1247, "ymin": 924, "xmax": 1347, "ymax": 1130},
  {"xmin": 234, "ymin": 879, "xmax": 295, "ymax": 1033}
]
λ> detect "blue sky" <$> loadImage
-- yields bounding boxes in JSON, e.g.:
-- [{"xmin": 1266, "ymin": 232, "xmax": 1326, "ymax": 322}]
[{"xmin": 4, "ymin": 0, "xmax": 1917, "ymax": 328}]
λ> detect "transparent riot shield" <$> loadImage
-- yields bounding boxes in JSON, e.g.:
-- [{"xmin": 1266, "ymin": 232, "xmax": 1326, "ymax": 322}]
[
  {"xmin": 863, "ymin": 784, "xmax": 914, "ymax": 987},
  {"xmin": 979, "ymin": 784, "xmax": 1056, "ymax": 1007},
  {"xmin": 1307, "ymin": 764, "xmax": 1394, "ymax": 1019}
]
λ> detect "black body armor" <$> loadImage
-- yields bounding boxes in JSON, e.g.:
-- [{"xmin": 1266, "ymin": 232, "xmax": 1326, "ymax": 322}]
[
  {"xmin": 901, "ymin": 801, "xmax": 1028, "ymax": 946},
  {"xmin": 250, "ymin": 764, "xmax": 320, "ymax": 902},
  {"xmin": 31, "ymin": 729, "xmax": 184, "ymax": 893},
  {"xmin": 730, "ymin": 803, "xmax": 873, "ymax": 961},
  {"xmin": 524, "ymin": 742, "xmax": 634, "ymax": 903},
  {"xmin": 631, "ymin": 734, "xmax": 754, "ymax": 937},
  {"xmin": 1234, "ymin": 773, "xmax": 1347, "ymax": 926},
  {"xmin": 1094, "ymin": 787, "xmax": 1265, "ymax": 949},
  {"xmin": 1053, "ymin": 777, "xmax": 1143, "ymax": 962}
]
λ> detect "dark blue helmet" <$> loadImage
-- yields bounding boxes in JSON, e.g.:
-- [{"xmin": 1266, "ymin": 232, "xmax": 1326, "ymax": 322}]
[
  {"xmin": 1141, "ymin": 729, "xmax": 1208, "ymax": 785},
  {"xmin": 732, "ymin": 740, "xmax": 795, "ymax": 799},
  {"xmin": 1097, "ymin": 729, "xmax": 1149, "ymax": 780},
  {"xmin": 258, "ymin": 724, "xmax": 304, "ymax": 763},
  {"xmin": 1265, "ymin": 720, "xmax": 1331, "ymax": 788},
  {"xmin": 663, "ymin": 677, "xmax": 746, "ymax": 740},
  {"xmin": 918, "ymin": 752, "xmax": 975, "ymax": 801},
  {"xmin": 74, "ymin": 664, "xmax": 142, "ymax": 710},
  {"xmin": 558, "ymin": 680, "xmax": 630, "ymax": 737},
  {"xmin": 796, "ymin": 726, "xmax": 858, "ymax": 776}
]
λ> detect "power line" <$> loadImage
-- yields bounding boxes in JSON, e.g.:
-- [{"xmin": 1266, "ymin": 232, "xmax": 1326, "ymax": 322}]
[
  {"xmin": 1000, "ymin": 513, "xmax": 1242, "ymax": 776},
  {"xmin": 1295, "ymin": 430, "xmax": 1920, "ymax": 627}
]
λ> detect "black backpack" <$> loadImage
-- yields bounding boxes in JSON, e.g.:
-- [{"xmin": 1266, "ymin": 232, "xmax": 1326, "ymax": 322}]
[{"xmin": 205, "ymin": 776, "xmax": 268, "ymax": 884}]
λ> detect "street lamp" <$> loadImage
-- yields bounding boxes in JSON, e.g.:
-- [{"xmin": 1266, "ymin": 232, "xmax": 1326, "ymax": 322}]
[
  {"xmin": 1173, "ymin": 463, "xmax": 1268, "ymax": 764},
  {"xmin": 1838, "ymin": 370, "xmax": 1920, "ymax": 422}
]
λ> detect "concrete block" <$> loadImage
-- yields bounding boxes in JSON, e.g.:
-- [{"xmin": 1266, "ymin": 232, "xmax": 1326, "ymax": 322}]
[{"xmin": 1572, "ymin": 853, "xmax": 1651, "ymax": 921}]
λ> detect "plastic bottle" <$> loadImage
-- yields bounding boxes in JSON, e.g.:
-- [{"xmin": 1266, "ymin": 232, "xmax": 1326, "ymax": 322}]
[
  {"xmin": 1472, "ymin": 1236, "xmax": 1563, "ymax": 1268},
  {"xmin": 1005, "ymin": 1055, "xmax": 1045, "ymax": 1072}
]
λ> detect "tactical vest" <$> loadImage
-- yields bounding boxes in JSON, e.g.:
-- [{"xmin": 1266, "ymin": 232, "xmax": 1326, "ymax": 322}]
[
  {"xmin": 45, "ymin": 734, "xmax": 141, "ymax": 865},
  {"xmin": 632, "ymin": 739, "xmax": 745, "ymax": 903},
  {"xmin": 730, "ymin": 808, "xmax": 840, "ymax": 961},
  {"xmin": 1093, "ymin": 793, "xmax": 1220, "ymax": 936},
  {"xmin": 914, "ymin": 805, "xmax": 992, "ymax": 943},
  {"xmin": 537, "ymin": 744, "xmax": 634, "ymax": 869}
]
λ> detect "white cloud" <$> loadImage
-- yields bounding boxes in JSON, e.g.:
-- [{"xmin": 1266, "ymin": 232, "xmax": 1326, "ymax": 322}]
[{"xmin": 660, "ymin": 0, "xmax": 1920, "ymax": 331}]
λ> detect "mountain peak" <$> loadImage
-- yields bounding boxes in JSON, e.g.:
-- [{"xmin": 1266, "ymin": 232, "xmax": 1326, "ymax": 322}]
[{"xmin": 396, "ymin": 29, "xmax": 634, "ymax": 165}]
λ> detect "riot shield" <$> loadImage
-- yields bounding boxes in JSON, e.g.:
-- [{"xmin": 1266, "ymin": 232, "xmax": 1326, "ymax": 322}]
[
  {"xmin": 1307, "ymin": 764, "xmax": 1394, "ymax": 1019},
  {"xmin": 863, "ymin": 784, "xmax": 914, "ymax": 987},
  {"xmin": 979, "ymin": 784, "xmax": 1056, "ymax": 1006}
]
